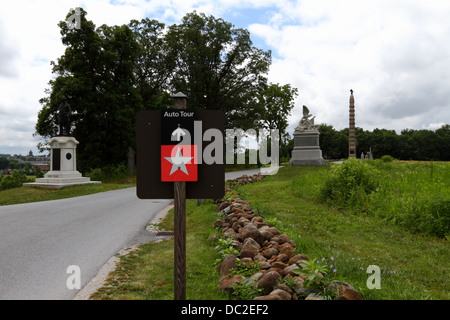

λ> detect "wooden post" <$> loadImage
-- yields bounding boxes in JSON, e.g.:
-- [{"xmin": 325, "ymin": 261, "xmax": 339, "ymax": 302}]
[
  {"xmin": 174, "ymin": 180, "xmax": 186, "ymax": 300},
  {"xmin": 172, "ymin": 92, "xmax": 187, "ymax": 300}
]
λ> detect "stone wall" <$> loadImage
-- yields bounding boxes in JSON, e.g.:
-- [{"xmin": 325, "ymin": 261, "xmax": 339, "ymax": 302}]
[{"xmin": 213, "ymin": 174, "xmax": 362, "ymax": 300}]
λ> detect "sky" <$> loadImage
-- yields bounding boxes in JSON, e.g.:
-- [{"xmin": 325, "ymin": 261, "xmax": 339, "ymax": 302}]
[{"xmin": 0, "ymin": 0, "xmax": 449, "ymax": 155}]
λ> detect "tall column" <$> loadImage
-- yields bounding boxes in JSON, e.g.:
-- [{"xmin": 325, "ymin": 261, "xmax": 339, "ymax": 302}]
[{"xmin": 349, "ymin": 89, "xmax": 356, "ymax": 158}]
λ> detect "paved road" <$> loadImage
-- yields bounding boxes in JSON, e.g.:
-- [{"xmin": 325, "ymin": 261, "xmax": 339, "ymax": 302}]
[
  {"xmin": 0, "ymin": 169, "xmax": 268, "ymax": 300},
  {"xmin": 0, "ymin": 187, "xmax": 172, "ymax": 300}
]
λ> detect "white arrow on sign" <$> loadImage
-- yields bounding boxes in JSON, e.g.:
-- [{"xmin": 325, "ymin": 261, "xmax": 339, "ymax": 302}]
[{"xmin": 171, "ymin": 125, "xmax": 187, "ymax": 141}]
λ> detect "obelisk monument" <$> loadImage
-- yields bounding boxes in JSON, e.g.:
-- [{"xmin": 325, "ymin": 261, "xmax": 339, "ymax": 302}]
[{"xmin": 348, "ymin": 89, "xmax": 356, "ymax": 158}]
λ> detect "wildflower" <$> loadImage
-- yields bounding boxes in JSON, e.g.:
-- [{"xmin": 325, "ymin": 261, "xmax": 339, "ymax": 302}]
[
  {"xmin": 333, "ymin": 269, "xmax": 337, "ymax": 273},
  {"xmin": 331, "ymin": 257, "xmax": 334, "ymax": 261}
]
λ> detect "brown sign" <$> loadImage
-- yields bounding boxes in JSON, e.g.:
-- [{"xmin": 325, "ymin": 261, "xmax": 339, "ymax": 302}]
[{"xmin": 136, "ymin": 110, "xmax": 225, "ymax": 199}]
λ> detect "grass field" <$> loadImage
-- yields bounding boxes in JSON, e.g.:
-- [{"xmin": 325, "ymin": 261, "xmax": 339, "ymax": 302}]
[
  {"xmin": 91, "ymin": 161, "xmax": 449, "ymax": 300},
  {"xmin": 0, "ymin": 177, "xmax": 135, "ymax": 206}
]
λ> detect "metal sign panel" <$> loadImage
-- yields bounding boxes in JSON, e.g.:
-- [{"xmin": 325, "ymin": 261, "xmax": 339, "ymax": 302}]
[{"xmin": 136, "ymin": 110, "xmax": 225, "ymax": 199}]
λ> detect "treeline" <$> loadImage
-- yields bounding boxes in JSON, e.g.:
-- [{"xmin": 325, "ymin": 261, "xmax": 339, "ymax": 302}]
[
  {"xmin": 35, "ymin": 9, "xmax": 297, "ymax": 173},
  {"xmin": 318, "ymin": 124, "xmax": 450, "ymax": 161}
]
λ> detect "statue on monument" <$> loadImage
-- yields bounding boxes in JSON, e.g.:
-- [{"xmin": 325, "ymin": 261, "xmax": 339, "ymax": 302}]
[
  {"xmin": 58, "ymin": 96, "xmax": 72, "ymax": 136},
  {"xmin": 294, "ymin": 105, "xmax": 319, "ymax": 132},
  {"xmin": 290, "ymin": 104, "xmax": 324, "ymax": 166}
]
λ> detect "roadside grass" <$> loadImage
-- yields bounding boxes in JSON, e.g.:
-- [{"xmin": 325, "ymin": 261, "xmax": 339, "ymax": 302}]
[
  {"xmin": 89, "ymin": 164, "xmax": 449, "ymax": 300},
  {"xmin": 237, "ymin": 165, "xmax": 449, "ymax": 300},
  {"xmin": 90, "ymin": 199, "xmax": 230, "ymax": 300},
  {"xmin": 0, "ymin": 178, "xmax": 135, "ymax": 206}
]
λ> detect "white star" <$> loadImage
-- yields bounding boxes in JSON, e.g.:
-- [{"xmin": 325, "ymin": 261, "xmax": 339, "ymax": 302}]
[{"xmin": 164, "ymin": 147, "xmax": 193, "ymax": 175}]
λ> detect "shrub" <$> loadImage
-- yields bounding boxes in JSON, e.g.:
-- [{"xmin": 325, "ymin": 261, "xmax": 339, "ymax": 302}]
[
  {"xmin": 320, "ymin": 159, "xmax": 379, "ymax": 208},
  {"xmin": 0, "ymin": 170, "xmax": 28, "ymax": 190},
  {"xmin": 403, "ymin": 196, "xmax": 450, "ymax": 238},
  {"xmin": 380, "ymin": 155, "xmax": 395, "ymax": 162},
  {"xmin": 85, "ymin": 163, "xmax": 128, "ymax": 182}
]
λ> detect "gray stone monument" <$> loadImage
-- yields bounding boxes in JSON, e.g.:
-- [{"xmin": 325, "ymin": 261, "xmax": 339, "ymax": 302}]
[
  {"xmin": 289, "ymin": 105, "xmax": 325, "ymax": 166},
  {"xmin": 24, "ymin": 98, "xmax": 100, "ymax": 189}
]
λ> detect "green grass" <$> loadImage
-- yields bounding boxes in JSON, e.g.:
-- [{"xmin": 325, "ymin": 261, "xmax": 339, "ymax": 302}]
[
  {"xmin": 237, "ymin": 165, "xmax": 450, "ymax": 300},
  {"xmin": 0, "ymin": 179, "xmax": 135, "ymax": 206},
  {"xmin": 85, "ymin": 162, "xmax": 449, "ymax": 300},
  {"xmin": 90, "ymin": 199, "xmax": 230, "ymax": 300}
]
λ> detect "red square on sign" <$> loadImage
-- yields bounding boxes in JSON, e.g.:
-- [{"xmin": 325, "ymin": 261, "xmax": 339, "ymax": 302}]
[{"xmin": 161, "ymin": 145, "xmax": 198, "ymax": 182}]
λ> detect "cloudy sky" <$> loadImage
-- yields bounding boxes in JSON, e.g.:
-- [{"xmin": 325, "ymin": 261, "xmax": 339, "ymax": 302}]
[{"xmin": 0, "ymin": 0, "xmax": 449, "ymax": 155}]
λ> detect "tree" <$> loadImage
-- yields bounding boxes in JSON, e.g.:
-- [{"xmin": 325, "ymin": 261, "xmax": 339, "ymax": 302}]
[
  {"xmin": 319, "ymin": 124, "xmax": 347, "ymax": 159},
  {"xmin": 35, "ymin": 9, "xmax": 143, "ymax": 172},
  {"xmin": 259, "ymin": 83, "xmax": 298, "ymax": 165},
  {"xmin": 128, "ymin": 18, "xmax": 174, "ymax": 110},
  {"xmin": 259, "ymin": 83, "xmax": 298, "ymax": 132},
  {"xmin": 165, "ymin": 11, "xmax": 272, "ymax": 130},
  {"xmin": 436, "ymin": 124, "xmax": 450, "ymax": 160}
]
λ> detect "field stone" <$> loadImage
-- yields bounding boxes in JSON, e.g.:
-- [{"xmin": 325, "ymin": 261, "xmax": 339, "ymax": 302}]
[
  {"xmin": 243, "ymin": 230, "xmax": 264, "ymax": 245},
  {"xmin": 241, "ymin": 237, "xmax": 260, "ymax": 251},
  {"xmin": 253, "ymin": 253, "xmax": 266, "ymax": 262},
  {"xmin": 253, "ymin": 295, "xmax": 282, "ymax": 300},
  {"xmin": 218, "ymin": 275, "xmax": 245, "ymax": 294},
  {"xmin": 219, "ymin": 254, "xmax": 237, "ymax": 278},
  {"xmin": 280, "ymin": 245, "xmax": 296, "ymax": 257},
  {"xmin": 260, "ymin": 230, "xmax": 275, "ymax": 241},
  {"xmin": 277, "ymin": 253, "xmax": 289, "ymax": 263},
  {"xmin": 338, "ymin": 285, "xmax": 363, "ymax": 300},
  {"xmin": 274, "ymin": 284, "xmax": 293, "ymax": 294},
  {"xmin": 270, "ymin": 288, "xmax": 292, "ymax": 300},
  {"xmin": 281, "ymin": 264, "xmax": 301, "ymax": 278},
  {"xmin": 258, "ymin": 261, "xmax": 271, "ymax": 269},
  {"xmin": 263, "ymin": 247, "xmax": 278, "ymax": 259},
  {"xmin": 257, "ymin": 270, "xmax": 281, "ymax": 294},
  {"xmin": 288, "ymin": 254, "xmax": 309, "ymax": 265},
  {"xmin": 267, "ymin": 227, "xmax": 280, "ymax": 235}
]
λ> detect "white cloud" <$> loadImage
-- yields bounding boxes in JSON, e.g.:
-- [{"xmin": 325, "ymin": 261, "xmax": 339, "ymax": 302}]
[
  {"xmin": 0, "ymin": 0, "xmax": 449, "ymax": 155},
  {"xmin": 249, "ymin": 0, "xmax": 450, "ymax": 134}
]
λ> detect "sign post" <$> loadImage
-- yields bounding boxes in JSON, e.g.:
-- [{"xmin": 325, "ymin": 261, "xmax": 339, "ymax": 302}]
[
  {"xmin": 172, "ymin": 92, "xmax": 187, "ymax": 300},
  {"xmin": 136, "ymin": 93, "xmax": 224, "ymax": 301}
]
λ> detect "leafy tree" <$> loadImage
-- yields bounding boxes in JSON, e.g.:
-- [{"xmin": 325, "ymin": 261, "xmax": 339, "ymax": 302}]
[
  {"xmin": 165, "ymin": 11, "xmax": 272, "ymax": 130},
  {"xmin": 0, "ymin": 157, "xmax": 9, "ymax": 170},
  {"xmin": 259, "ymin": 83, "xmax": 298, "ymax": 165},
  {"xmin": 435, "ymin": 124, "xmax": 450, "ymax": 160},
  {"xmin": 318, "ymin": 124, "xmax": 347, "ymax": 159},
  {"xmin": 35, "ymin": 9, "xmax": 143, "ymax": 172},
  {"xmin": 259, "ymin": 83, "xmax": 298, "ymax": 132},
  {"xmin": 128, "ymin": 18, "xmax": 174, "ymax": 110}
]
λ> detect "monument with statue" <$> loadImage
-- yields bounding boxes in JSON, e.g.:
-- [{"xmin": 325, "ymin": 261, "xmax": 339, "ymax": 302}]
[
  {"xmin": 289, "ymin": 105, "xmax": 325, "ymax": 166},
  {"xmin": 24, "ymin": 97, "xmax": 100, "ymax": 188}
]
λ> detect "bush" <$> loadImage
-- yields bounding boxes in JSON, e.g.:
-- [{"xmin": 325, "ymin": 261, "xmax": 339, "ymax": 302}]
[
  {"xmin": 85, "ymin": 163, "xmax": 128, "ymax": 182},
  {"xmin": 0, "ymin": 170, "xmax": 28, "ymax": 190},
  {"xmin": 403, "ymin": 196, "xmax": 450, "ymax": 238},
  {"xmin": 380, "ymin": 155, "xmax": 396, "ymax": 162},
  {"xmin": 320, "ymin": 159, "xmax": 379, "ymax": 208}
]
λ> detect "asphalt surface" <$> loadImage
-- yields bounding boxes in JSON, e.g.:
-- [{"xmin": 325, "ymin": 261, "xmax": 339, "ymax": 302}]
[{"xmin": 0, "ymin": 169, "xmax": 269, "ymax": 300}]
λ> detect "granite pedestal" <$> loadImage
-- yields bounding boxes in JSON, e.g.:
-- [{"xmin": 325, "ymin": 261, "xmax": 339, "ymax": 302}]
[{"xmin": 289, "ymin": 130, "xmax": 325, "ymax": 166}]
